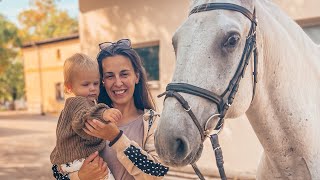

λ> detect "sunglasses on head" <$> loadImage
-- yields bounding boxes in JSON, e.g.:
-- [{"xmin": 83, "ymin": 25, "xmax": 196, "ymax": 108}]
[{"xmin": 99, "ymin": 39, "xmax": 132, "ymax": 51}]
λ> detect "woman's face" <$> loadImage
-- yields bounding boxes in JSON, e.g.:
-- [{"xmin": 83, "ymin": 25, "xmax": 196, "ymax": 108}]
[{"xmin": 102, "ymin": 55, "xmax": 139, "ymax": 107}]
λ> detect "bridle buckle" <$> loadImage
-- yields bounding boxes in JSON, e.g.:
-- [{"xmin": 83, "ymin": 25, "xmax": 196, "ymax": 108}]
[{"xmin": 185, "ymin": 106, "xmax": 192, "ymax": 112}]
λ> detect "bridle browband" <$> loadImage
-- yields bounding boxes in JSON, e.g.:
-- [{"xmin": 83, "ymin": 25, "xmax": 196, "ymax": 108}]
[{"xmin": 158, "ymin": 3, "xmax": 258, "ymax": 180}]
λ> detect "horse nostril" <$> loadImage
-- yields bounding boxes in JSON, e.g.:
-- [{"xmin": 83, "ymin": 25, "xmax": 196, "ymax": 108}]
[
  {"xmin": 176, "ymin": 138, "xmax": 185, "ymax": 153},
  {"xmin": 172, "ymin": 137, "xmax": 189, "ymax": 160}
]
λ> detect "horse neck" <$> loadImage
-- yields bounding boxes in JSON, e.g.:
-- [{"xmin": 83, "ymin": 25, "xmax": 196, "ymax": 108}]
[{"xmin": 246, "ymin": 0, "xmax": 320, "ymax": 176}]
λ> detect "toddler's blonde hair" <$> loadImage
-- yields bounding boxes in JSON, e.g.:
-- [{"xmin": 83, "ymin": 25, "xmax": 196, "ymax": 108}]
[{"xmin": 63, "ymin": 53, "xmax": 99, "ymax": 93}]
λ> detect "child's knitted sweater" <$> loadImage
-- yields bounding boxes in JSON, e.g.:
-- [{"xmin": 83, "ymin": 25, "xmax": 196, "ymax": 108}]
[{"xmin": 50, "ymin": 96, "xmax": 108, "ymax": 165}]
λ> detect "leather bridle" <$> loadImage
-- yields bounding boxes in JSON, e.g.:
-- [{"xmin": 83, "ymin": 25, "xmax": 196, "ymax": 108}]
[{"xmin": 158, "ymin": 3, "xmax": 258, "ymax": 180}]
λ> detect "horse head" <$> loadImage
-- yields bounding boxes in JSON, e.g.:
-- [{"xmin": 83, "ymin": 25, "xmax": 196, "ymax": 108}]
[
  {"xmin": 154, "ymin": 0, "xmax": 259, "ymax": 167},
  {"xmin": 155, "ymin": 0, "xmax": 320, "ymax": 179}
]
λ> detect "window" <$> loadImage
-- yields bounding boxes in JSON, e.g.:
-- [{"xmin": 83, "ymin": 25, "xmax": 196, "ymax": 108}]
[
  {"xmin": 302, "ymin": 25, "xmax": 320, "ymax": 44},
  {"xmin": 134, "ymin": 44, "xmax": 159, "ymax": 81},
  {"xmin": 55, "ymin": 82, "xmax": 64, "ymax": 101},
  {"xmin": 298, "ymin": 17, "xmax": 320, "ymax": 45}
]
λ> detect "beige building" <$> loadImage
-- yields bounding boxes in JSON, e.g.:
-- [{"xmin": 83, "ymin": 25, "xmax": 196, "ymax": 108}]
[
  {"xmin": 21, "ymin": 0, "xmax": 320, "ymax": 179},
  {"xmin": 78, "ymin": 0, "xmax": 320, "ymax": 179},
  {"xmin": 22, "ymin": 34, "xmax": 80, "ymax": 114}
]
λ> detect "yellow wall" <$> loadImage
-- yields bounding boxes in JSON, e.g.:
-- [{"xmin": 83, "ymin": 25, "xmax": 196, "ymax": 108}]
[{"xmin": 22, "ymin": 38, "xmax": 80, "ymax": 114}]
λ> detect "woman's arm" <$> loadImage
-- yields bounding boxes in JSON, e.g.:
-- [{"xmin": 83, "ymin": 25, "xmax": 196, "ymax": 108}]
[{"xmin": 84, "ymin": 114, "xmax": 169, "ymax": 180}]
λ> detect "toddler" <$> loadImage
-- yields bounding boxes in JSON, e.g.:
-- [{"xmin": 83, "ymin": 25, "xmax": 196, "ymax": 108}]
[{"xmin": 50, "ymin": 53, "xmax": 121, "ymax": 180}]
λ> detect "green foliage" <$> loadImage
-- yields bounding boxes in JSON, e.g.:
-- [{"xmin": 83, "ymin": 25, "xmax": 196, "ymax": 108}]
[
  {"xmin": 18, "ymin": 0, "xmax": 78, "ymax": 43},
  {"xmin": 0, "ymin": 60, "xmax": 25, "ymax": 101},
  {"xmin": 0, "ymin": 15, "xmax": 23, "ymax": 102},
  {"xmin": 0, "ymin": 15, "xmax": 21, "ymax": 73},
  {"xmin": 0, "ymin": 0, "xmax": 78, "ymax": 103}
]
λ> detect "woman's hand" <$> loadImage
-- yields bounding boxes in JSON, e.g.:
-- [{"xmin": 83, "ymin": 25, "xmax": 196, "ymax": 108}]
[
  {"xmin": 84, "ymin": 119, "xmax": 120, "ymax": 141},
  {"xmin": 78, "ymin": 151, "xmax": 108, "ymax": 180}
]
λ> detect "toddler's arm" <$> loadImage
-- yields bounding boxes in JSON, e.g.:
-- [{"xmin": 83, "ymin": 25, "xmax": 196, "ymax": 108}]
[{"xmin": 65, "ymin": 97, "xmax": 108, "ymax": 139}]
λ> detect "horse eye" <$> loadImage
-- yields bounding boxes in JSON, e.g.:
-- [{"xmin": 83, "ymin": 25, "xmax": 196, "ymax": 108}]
[{"xmin": 223, "ymin": 34, "xmax": 240, "ymax": 48}]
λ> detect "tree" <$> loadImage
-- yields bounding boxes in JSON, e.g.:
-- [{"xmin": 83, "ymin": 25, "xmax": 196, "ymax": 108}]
[
  {"xmin": 18, "ymin": 0, "xmax": 78, "ymax": 43},
  {"xmin": 0, "ymin": 15, "xmax": 21, "ymax": 73},
  {"xmin": 0, "ymin": 59, "xmax": 25, "ymax": 110},
  {"xmin": 0, "ymin": 14, "xmax": 23, "ymax": 109}
]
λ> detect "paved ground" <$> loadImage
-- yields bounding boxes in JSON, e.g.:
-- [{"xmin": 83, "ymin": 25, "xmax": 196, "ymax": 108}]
[
  {"xmin": 0, "ymin": 111, "xmax": 231, "ymax": 180},
  {"xmin": 0, "ymin": 112, "xmax": 198, "ymax": 180},
  {"xmin": 0, "ymin": 111, "xmax": 57, "ymax": 180}
]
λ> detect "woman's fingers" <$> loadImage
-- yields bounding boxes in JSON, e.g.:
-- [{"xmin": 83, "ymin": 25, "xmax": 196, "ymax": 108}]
[
  {"xmin": 83, "ymin": 121, "xmax": 102, "ymax": 138},
  {"xmin": 83, "ymin": 128, "xmax": 93, "ymax": 136},
  {"xmin": 84, "ymin": 151, "xmax": 99, "ymax": 164},
  {"xmin": 101, "ymin": 167, "xmax": 109, "ymax": 179},
  {"xmin": 114, "ymin": 109, "xmax": 122, "ymax": 120},
  {"xmin": 85, "ymin": 120, "xmax": 104, "ymax": 133},
  {"xmin": 101, "ymin": 162, "xmax": 107, "ymax": 172},
  {"xmin": 97, "ymin": 164, "xmax": 108, "ymax": 180},
  {"xmin": 85, "ymin": 118, "xmax": 120, "ymax": 141},
  {"xmin": 85, "ymin": 121, "xmax": 95, "ymax": 131},
  {"xmin": 90, "ymin": 157, "xmax": 107, "ymax": 179},
  {"xmin": 108, "ymin": 115, "xmax": 117, "ymax": 124},
  {"xmin": 90, "ymin": 157, "xmax": 101, "ymax": 172},
  {"xmin": 98, "ymin": 155, "xmax": 104, "ymax": 170},
  {"xmin": 78, "ymin": 152, "xmax": 107, "ymax": 180},
  {"xmin": 93, "ymin": 119, "xmax": 107, "ymax": 129}
]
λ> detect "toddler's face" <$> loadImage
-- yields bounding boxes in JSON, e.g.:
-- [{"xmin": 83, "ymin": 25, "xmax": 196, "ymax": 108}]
[{"xmin": 69, "ymin": 69, "xmax": 100, "ymax": 101}]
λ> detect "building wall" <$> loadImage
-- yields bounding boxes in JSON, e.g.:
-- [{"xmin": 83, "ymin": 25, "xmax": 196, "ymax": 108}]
[
  {"xmin": 274, "ymin": 0, "xmax": 320, "ymax": 45},
  {"xmin": 79, "ymin": 0, "xmax": 190, "ymax": 111},
  {"xmin": 78, "ymin": 0, "xmax": 320, "ymax": 179},
  {"xmin": 79, "ymin": 0, "xmax": 320, "ymax": 111},
  {"xmin": 273, "ymin": 0, "xmax": 320, "ymax": 20},
  {"xmin": 22, "ymin": 38, "xmax": 80, "ymax": 114}
]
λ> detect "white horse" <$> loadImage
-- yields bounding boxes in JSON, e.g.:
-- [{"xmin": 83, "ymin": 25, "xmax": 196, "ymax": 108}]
[{"xmin": 154, "ymin": 0, "xmax": 320, "ymax": 179}]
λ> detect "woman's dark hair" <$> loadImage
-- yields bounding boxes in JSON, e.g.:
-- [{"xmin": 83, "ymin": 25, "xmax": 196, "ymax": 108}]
[{"xmin": 97, "ymin": 42, "xmax": 156, "ymax": 111}]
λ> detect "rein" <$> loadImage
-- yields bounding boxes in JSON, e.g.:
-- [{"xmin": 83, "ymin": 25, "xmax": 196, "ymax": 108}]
[{"xmin": 158, "ymin": 3, "xmax": 258, "ymax": 180}]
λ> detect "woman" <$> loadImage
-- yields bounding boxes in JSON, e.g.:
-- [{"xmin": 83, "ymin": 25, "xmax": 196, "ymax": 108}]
[{"xmin": 69, "ymin": 39, "xmax": 168, "ymax": 180}]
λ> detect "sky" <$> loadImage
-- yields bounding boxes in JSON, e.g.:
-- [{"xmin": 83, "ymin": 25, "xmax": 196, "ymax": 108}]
[{"xmin": 0, "ymin": 0, "xmax": 78, "ymax": 26}]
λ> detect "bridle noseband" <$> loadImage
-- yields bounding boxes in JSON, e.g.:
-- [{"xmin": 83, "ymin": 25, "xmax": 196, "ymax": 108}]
[{"xmin": 158, "ymin": 3, "xmax": 258, "ymax": 180}]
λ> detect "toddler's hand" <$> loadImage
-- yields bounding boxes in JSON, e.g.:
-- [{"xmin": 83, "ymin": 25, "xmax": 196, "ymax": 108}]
[{"xmin": 103, "ymin": 108, "xmax": 122, "ymax": 124}]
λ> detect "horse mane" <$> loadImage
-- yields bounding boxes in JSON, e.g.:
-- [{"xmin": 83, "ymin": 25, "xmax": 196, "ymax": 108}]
[
  {"xmin": 258, "ymin": 0, "xmax": 318, "ymax": 46},
  {"xmin": 257, "ymin": 0, "xmax": 320, "ymax": 69}
]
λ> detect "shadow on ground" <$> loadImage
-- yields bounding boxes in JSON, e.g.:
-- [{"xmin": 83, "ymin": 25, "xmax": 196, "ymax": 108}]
[{"xmin": 0, "ymin": 127, "xmax": 43, "ymax": 137}]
